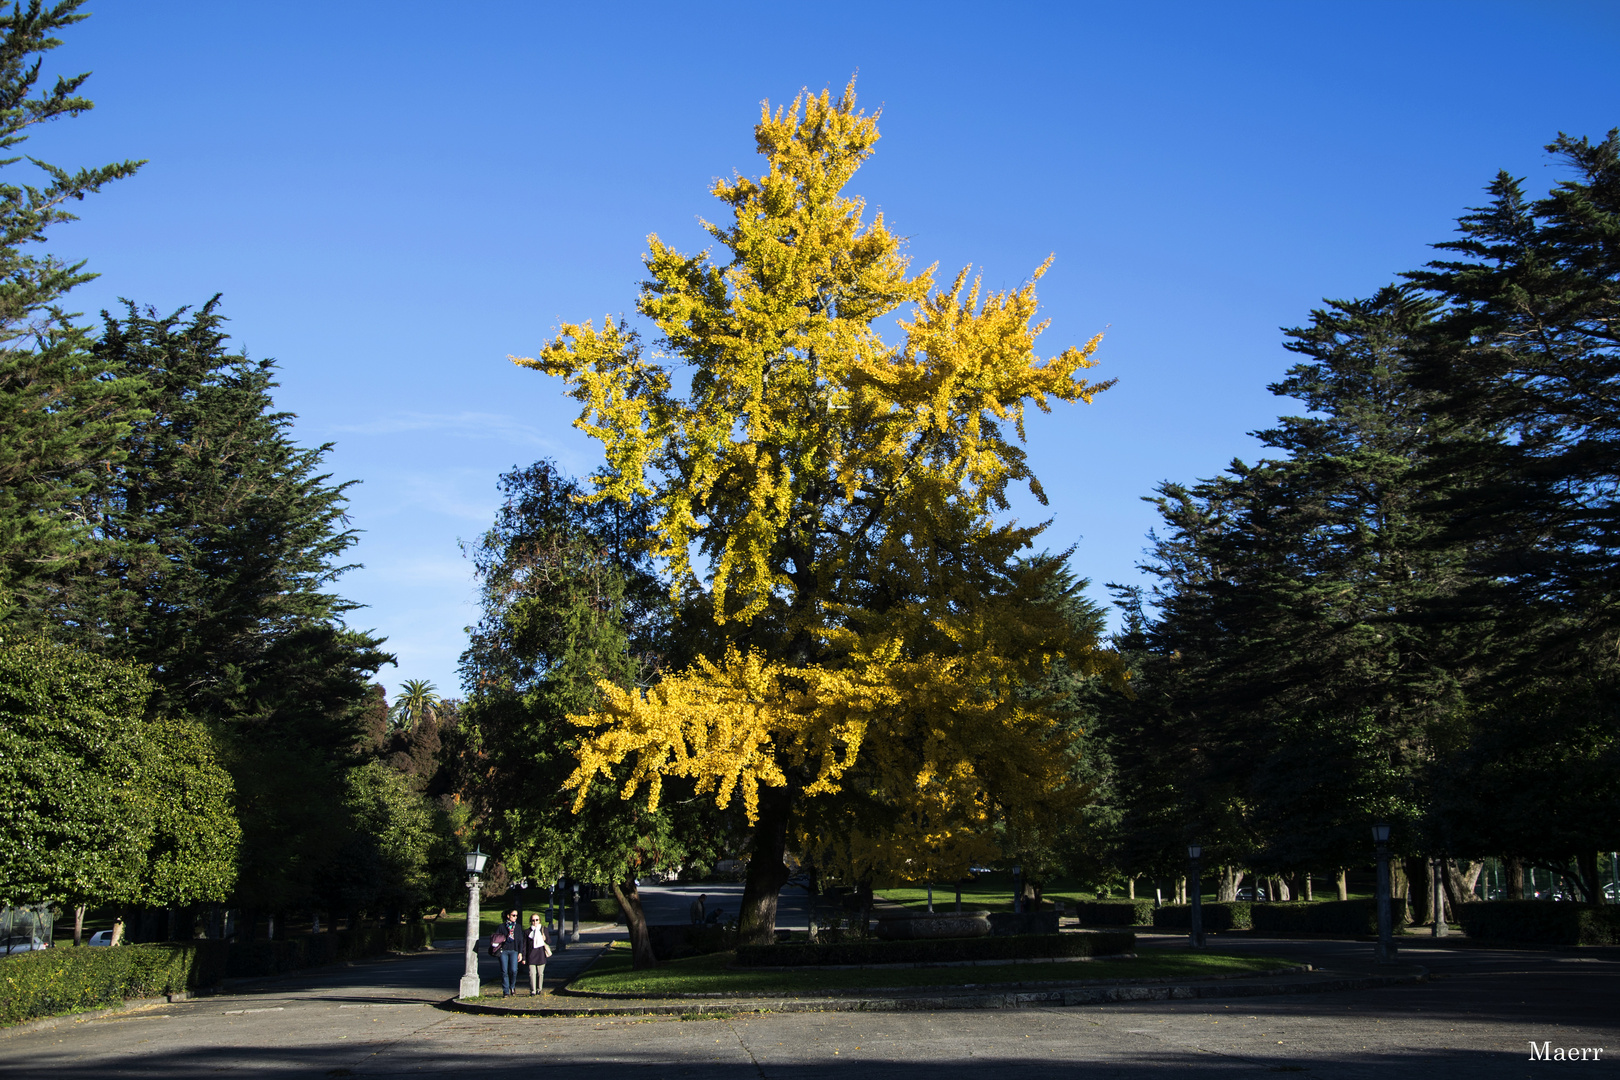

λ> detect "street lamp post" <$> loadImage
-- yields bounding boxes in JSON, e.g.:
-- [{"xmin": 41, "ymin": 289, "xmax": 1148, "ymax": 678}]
[
  {"xmin": 459, "ymin": 848, "xmax": 488, "ymax": 999},
  {"xmin": 1371, "ymin": 825, "xmax": 1395, "ymax": 965},
  {"xmin": 1187, "ymin": 845, "xmax": 1205, "ymax": 948}
]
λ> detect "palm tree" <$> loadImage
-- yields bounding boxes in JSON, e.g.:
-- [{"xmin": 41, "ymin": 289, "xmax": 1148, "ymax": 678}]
[{"xmin": 389, "ymin": 679, "xmax": 442, "ymax": 731}]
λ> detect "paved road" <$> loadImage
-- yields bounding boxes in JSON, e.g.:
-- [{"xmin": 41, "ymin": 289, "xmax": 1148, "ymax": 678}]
[{"xmin": 2, "ymin": 933, "xmax": 1614, "ymax": 1078}]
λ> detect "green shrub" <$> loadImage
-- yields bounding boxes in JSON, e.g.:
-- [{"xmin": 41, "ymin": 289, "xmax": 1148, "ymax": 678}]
[
  {"xmin": 1, "ymin": 923, "xmax": 436, "ymax": 1027},
  {"xmin": 734, "ymin": 930, "xmax": 1133, "ymax": 967},
  {"xmin": 0, "ymin": 942, "xmax": 227, "ymax": 1026},
  {"xmin": 1076, "ymin": 900, "xmax": 1156, "ymax": 926},
  {"xmin": 1151, "ymin": 902, "xmax": 1252, "ymax": 931},
  {"xmin": 1246, "ymin": 898, "xmax": 1408, "ymax": 935},
  {"xmin": 1456, "ymin": 901, "xmax": 1620, "ymax": 946},
  {"xmin": 589, "ymin": 897, "xmax": 625, "ymax": 923},
  {"xmin": 647, "ymin": 924, "xmax": 736, "ymax": 961}
]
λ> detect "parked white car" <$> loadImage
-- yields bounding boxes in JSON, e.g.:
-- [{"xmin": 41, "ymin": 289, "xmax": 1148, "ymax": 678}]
[{"xmin": 86, "ymin": 931, "xmax": 114, "ymax": 946}]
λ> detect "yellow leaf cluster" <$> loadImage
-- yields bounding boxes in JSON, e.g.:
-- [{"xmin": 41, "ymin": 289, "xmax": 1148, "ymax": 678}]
[{"xmin": 514, "ymin": 80, "xmax": 1111, "ymax": 629}]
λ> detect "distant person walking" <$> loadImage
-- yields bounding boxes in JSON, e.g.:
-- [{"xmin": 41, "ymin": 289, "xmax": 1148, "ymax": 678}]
[
  {"xmin": 494, "ymin": 909, "xmax": 523, "ymax": 997},
  {"xmin": 690, "ymin": 893, "xmax": 707, "ymax": 925},
  {"xmin": 524, "ymin": 913, "xmax": 551, "ymax": 996}
]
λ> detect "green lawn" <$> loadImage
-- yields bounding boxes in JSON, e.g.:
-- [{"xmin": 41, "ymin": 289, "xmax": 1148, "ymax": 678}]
[
  {"xmin": 568, "ymin": 942, "xmax": 1300, "ymax": 997},
  {"xmin": 873, "ymin": 874, "xmax": 1099, "ymax": 914}
]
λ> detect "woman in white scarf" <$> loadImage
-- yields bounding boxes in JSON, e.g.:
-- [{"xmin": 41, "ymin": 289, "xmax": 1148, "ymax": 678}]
[{"xmin": 523, "ymin": 913, "xmax": 551, "ymax": 995}]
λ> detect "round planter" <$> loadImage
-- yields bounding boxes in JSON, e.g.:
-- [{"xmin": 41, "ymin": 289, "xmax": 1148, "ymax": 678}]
[{"xmin": 873, "ymin": 910, "xmax": 992, "ymax": 940}]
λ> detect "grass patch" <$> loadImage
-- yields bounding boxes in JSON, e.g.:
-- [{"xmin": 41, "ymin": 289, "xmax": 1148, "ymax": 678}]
[
  {"xmin": 874, "ymin": 875, "xmax": 1099, "ymax": 914},
  {"xmin": 568, "ymin": 942, "xmax": 1299, "ymax": 997}
]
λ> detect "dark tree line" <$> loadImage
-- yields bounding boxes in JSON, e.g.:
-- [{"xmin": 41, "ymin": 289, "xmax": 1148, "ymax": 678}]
[
  {"xmin": 0, "ymin": 3, "xmax": 455, "ymax": 939},
  {"xmin": 1091, "ymin": 130, "xmax": 1620, "ymax": 911}
]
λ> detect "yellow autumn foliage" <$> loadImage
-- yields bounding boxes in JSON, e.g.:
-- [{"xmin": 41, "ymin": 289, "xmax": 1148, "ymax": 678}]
[{"xmin": 514, "ymin": 80, "xmax": 1118, "ymax": 890}]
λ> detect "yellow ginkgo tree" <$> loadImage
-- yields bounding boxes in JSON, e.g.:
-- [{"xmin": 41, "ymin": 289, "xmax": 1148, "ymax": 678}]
[{"xmin": 514, "ymin": 81, "xmax": 1121, "ymax": 941}]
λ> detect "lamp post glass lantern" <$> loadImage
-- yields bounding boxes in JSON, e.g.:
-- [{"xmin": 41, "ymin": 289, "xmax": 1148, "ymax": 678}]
[{"xmin": 459, "ymin": 848, "xmax": 488, "ymax": 999}]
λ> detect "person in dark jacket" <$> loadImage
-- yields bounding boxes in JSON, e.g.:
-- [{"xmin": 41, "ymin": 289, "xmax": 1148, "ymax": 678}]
[
  {"xmin": 496, "ymin": 910, "xmax": 522, "ymax": 996},
  {"xmin": 523, "ymin": 913, "xmax": 550, "ymax": 995}
]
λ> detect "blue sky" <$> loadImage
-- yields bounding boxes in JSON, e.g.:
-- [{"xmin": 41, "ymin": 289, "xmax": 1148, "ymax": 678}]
[{"xmin": 35, "ymin": 1, "xmax": 1620, "ymax": 700}]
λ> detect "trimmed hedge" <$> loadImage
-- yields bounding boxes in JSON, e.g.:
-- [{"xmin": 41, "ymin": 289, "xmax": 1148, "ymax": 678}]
[
  {"xmin": 734, "ymin": 930, "xmax": 1134, "ymax": 967},
  {"xmin": 1076, "ymin": 900, "xmax": 1156, "ymax": 927},
  {"xmin": 647, "ymin": 924, "xmax": 736, "ymax": 961},
  {"xmin": 588, "ymin": 897, "xmax": 625, "ymax": 923},
  {"xmin": 1151, "ymin": 902, "xmax": 1253, "ymax": 932},
  {"xmin": 987, "ymin": 911, "xmax": 1059, "ymax": 936},
  {"xmin": 1456, "ymin": 901, "xmax": 1620, "ymax": 946},
  {"xmin": 1, "ymin": 923, "xmax": 436, "ymax": 1027},
  {"xmin": 1247, "ymin": 899, "xmax": 1409, "ymax": 936},
  {"xmin": 1, "ymin": 942, "xmax": 227, "ymax": 1026}
]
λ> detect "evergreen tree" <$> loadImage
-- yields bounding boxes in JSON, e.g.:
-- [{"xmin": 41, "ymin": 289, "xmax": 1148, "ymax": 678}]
[
  {"xmin": 0, "ymin": 635, "xmax": 237, "ymax": 930},
  {"xmin": 0, "ymin": 1, "xmax": 142, "ymax": 623},
  {"xmin": 1407, "ymin": 130, "xmax": 1620, "ymax": 898},
  {"xmin": 1108, "ymin": 288, "xmax": 1494, "ymax": 894},
  {"xmin": 83, "ymin": 300, "xmax": 390, "ymax": 917}
]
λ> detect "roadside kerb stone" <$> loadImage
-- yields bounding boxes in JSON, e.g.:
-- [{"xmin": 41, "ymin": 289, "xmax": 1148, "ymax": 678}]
[
  {"xmin": 558, "ymin": 962, "xmax": 1315, "ymax": 999},
  {"xmin": 445, "ymin": 963, "xmax": 1426, "ymax": 1016},
  {"xmin": 730, "ymin": 951, "xmax": 1141, "ymax": 971}
]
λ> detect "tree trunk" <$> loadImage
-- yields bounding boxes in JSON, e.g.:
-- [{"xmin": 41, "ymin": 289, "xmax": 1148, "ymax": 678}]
[
  {"xmin": 612, "ymin": 875, "xmax": 657, "ymax": 969},
  {"xmin": 736, "ymin": 785, "xmax": 793, "ymax": 945},
  {"xmin": 1336, "ymin": 868, "xmax": 1348, "ymax": 901},
  {"xmin": 1303, "ymin": 873, "xmax": 1313, "ymax": 901},
  {"xmin": 1218, "ymin": 867, "xmax": 1242, "ymax": 902},
  {"xmin": 1127, "ymin": 877, "xmax": 1136, "ymax": 900},
  {"xmin": 1577, "ymin": 852, "xmax": 1603, "ymax": 904},
  {"xmin": 1402, "ymin": 857, "xmax": 1430, "ymax": 924},
  {"xmin": 1507, "ymin": 858, "xmax": 1525, "ymax": 900},
  {"xmin": 1445, "ymin": 859, "xmax": 1482, "ymax": 907},
  {"xmin": 1273, "ymin": 876, "xmax": 1291, "ymax": 902},
  {"xmin": 73, "ymin": 904, "xmax": 85, "ymax": 946}
]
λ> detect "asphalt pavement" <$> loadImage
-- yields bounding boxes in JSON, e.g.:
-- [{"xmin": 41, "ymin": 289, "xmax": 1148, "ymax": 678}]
[{"xmin": 1, "ymin": 930, "xmax": 1614, "ymax": 1078}]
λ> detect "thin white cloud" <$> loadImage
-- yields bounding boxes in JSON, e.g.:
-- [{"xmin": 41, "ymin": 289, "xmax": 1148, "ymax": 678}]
[{"xmin": 334, "ymin": 411, "xmax": 568, "ymax": 450}]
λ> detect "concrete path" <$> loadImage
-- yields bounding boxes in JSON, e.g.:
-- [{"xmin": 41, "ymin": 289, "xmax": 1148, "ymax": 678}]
[{"xmin": 1, "ymin": 932, "xmax": 1614, "ymax": 1077}]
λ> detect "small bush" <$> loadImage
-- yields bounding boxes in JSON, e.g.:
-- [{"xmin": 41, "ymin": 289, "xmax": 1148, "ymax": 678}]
[
  {"xmin": 733, "ymin": 930, "xmax": 1133, "ymax": 967},
  {"xmin": 1076, "ymin": 900, "xmax": 1156, "ymax": 927},
  {"xmin": 1456, "ymin": 901, "xmax": 1620, "ymax": 946},
  {"xmin": 647, "ymin": 924, "xmax": 736, "ymax": 961},
  {"xmin": 589, "ymin": 897, "xmax": 625, "ymax": 923},
  {"xmin": 1151, "ymin": 902, "xmax": 1253, "ymax": 931},
  {"xmin": 1247, "ymin": 899, "xmax": 1408, "ymax": 935}
]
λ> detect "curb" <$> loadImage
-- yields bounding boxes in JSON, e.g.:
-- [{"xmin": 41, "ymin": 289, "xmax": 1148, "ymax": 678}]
[
  {"xmin": 443, "ymin": 966, "xmax": 1428, "ymax": 1017},
  {"xmin": 559, "ymin": 963, "xmax": 1317, "ymax": 1000}
]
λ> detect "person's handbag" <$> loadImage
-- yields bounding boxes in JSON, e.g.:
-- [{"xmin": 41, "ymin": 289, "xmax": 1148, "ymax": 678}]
[{"xmin": 487, "ymin": 929, "xmax": 507, "ymax": 958}]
